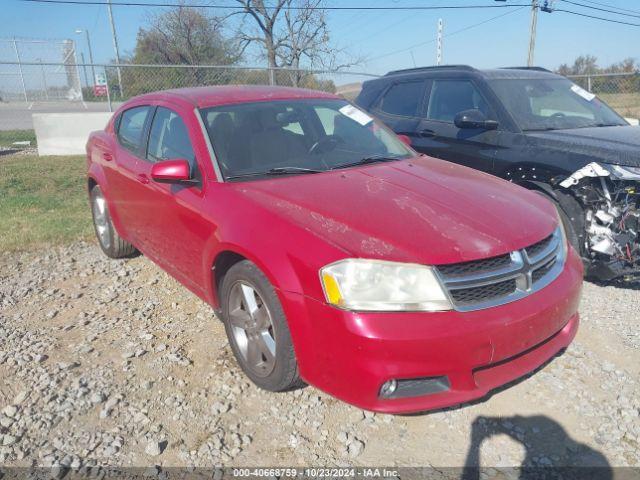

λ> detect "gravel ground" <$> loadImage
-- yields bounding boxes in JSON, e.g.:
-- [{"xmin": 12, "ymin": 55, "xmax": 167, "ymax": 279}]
[{"xmin": 0, "ymin": 242, "xmax": 639, "ymax": 473}]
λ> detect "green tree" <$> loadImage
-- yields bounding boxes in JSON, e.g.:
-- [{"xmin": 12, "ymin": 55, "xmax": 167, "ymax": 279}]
[{"xmin": 123, "ymin": 6, "xmax": 241, "ymax": 97}]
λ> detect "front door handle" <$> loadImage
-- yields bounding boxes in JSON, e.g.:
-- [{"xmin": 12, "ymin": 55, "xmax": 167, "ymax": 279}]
[
  {"xmin": 102, "ymin": 152, "xmax": 113, "ymax": 161},
  {"xmin": 137, "ymin": 173, "xmax": 150, "ymax": 185},
  {"xmin": 419, "ymin": 128, "xmax": 435, "ymax": 137}
]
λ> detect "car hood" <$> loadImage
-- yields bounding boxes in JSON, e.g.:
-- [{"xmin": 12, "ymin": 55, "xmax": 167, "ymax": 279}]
[
  {"xmin": 526, "ymin": 125, "xmax": 640, "ymax": 167},
  {"xmin": 231, "ymin": 156, "xmax": 557, "ymax": 265}
]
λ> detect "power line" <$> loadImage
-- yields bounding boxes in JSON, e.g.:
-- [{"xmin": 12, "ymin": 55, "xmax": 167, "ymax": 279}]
[
  {"xmin": 368, "ymin": 5, "xmax": 528, "ymax": 62},
  {"xmin": 559, "ymin": 0, "xmax": 640, "ymax": 19},
  {"xmin": 577, "ymin": 0, "xmax": 640, "ymax": 16},
  {"xmin": 553, "ymin": 8, "xmax": 640, "ymax": 26},
  {"xmin": 18, "ymin": 0, "xmax": 532, "ymax": 10}
]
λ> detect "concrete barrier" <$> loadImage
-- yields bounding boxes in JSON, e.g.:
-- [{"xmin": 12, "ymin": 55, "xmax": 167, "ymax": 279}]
[{"xmin": 33, "ymin": 112, "xmax": 113, "ymax": 156}]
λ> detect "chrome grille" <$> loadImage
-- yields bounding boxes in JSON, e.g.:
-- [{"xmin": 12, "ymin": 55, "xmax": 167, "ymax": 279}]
[
  {"xmin": 525, "ymin": 235, "xmax": 554, "ymax": 259},
  {"xmin": 436, "ymin": 228, "xmax": 566, "ymax": 312}
]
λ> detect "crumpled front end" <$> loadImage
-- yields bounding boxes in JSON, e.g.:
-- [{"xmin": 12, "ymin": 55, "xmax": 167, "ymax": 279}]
[{"xmin": 560, "ymin": 162, "xmax": 640, "ymax": 282}]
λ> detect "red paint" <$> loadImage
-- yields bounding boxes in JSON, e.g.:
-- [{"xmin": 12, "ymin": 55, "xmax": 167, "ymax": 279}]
[
  {"xmin": 397, "ymin": 134, "xmax": 412, "ymax": 146},
  {"xmin": 150, "ymin": 159, "xmax": 191, "ymax": 183},
  {"xmin": 86, "ymin": 86, "xmax": 583, "ymax": 413}
]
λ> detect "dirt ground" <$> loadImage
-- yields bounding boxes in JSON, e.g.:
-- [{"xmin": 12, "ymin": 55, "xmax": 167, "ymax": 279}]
[{"xmin": 0, "ymin": 242, "xmax": 639, "ymax": 474}]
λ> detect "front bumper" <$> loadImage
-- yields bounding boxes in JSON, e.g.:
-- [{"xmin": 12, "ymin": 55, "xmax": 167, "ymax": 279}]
[{"xmin": 282, "ymin": 247, "xmax": 583, "ymax": 414}]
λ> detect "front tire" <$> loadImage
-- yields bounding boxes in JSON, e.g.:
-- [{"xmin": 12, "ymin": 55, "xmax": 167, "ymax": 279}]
[
  {"xmin": 90, "ymin": 185, "xmax": 137, "ymax": 259},
  {"xmin": 533, "ymin": 189, "xmax": 586, "ymax": 259},
  {"xmin": 220, "ymin": 260, "xmax": 303, "ymax": 392}
]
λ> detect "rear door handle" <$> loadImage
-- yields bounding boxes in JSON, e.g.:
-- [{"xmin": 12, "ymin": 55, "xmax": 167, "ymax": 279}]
[
  {"xmin": 137, "ymin": 173, "xmax": 150, "ymax": 185},
  {"xmin": 102, "ymin": 152, "xmax": 113, "ymax": 161},
  {"xmin": 419, "ymin": 129, "xmax": 435, "ymax": 137}
]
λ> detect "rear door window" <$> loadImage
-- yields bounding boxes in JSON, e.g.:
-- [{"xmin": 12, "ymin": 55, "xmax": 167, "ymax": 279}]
[
  {"xmin": 378, "ymin": 81, "xmax": 425, "ymax": 117},
  {"xmin": 117, "ymin": 106, "xmax": 151, "ymax": 154}
]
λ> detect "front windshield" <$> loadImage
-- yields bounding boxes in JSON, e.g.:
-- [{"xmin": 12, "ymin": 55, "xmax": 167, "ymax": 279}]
[
  {"xmin": 488, "ymin": 77, "xmax": 627, "ymax": 131},
  {"xmin": 200, "ymin": 98, "xmax": 413, "ymax": 180}
]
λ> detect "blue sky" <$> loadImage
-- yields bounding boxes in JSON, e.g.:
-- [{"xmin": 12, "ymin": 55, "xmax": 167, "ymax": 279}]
[{"xmin": 3, "ymin": 0, "xmax": 639, "ymax": 78}]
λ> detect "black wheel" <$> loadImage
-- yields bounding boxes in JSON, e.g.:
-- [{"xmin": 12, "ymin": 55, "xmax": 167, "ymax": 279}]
[
  {"xmin": 90, "ymin": 185, "xmax": 137, "ymax": 259},
  {"xmin": 220, "ymin": 260, "xmax": 303, "ymax": 391}
]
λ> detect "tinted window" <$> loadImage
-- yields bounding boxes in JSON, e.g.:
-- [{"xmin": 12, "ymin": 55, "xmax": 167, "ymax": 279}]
[
  {"xmin": 426, "ymin": 79, "xmax": 491, "ymax": 122},
  {"xmin": 147, "ymin": 107, "xmax": 195, "ymax": 164},
  {"xmin": 117, "ymin": 106, "xmax": 150, "ymax": 153},
  {"xmin": 378, "ymin": 81, "xmax": 424, "ymax": 117},
  {"xmin": 200, "ymin": 99, "xmax": 413, "ymax": 180}
]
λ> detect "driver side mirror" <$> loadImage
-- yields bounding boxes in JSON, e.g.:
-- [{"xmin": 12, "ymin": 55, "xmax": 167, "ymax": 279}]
[
  {"xmin": 454, "ymin": 109, "xmax": 499, "ymax": 130},
  {"xmin": 150, "ymin": 159, "xmax": 196, "ymax": 185}
]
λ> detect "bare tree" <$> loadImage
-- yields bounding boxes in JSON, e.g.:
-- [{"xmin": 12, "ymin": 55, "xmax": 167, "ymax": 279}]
[{"xmin": 234, "ymin": 0, "xmax": 359, "ymax": 86}]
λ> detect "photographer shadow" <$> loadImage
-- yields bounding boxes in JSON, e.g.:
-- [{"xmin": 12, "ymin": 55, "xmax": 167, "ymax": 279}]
[{"xmin": 461, "ymin": 415, "xmax": 612, "ymax": 480}]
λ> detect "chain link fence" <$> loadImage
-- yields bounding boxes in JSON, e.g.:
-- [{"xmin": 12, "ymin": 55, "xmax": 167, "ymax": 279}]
[
  {"xmin": 0, "ymin": 38, "xmax": 83, "ymax": 103},
  {"xmin": 0, "ymin": 60, "xmax": 375, "ymax": 109},
  {"xmin": 1, "ymin": 57, "xmax": 638, "ymax": 124},
  {"xmin": 567, "ymin": 72, "xmax": 640, "ymax": 119}
]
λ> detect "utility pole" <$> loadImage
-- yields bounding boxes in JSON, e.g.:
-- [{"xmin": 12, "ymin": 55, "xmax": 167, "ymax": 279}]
[
  {"xmin": 436, "ymin": 18, "xmax": 443, "ymax": 66},
  {"xmin": 527, "ymin": 0, "xmax": 538, "ymax": 67},
  {"xmin": 106, "ymin": 0, "xmax": 124, "ymax": 97},
  {"xmin": 76, "ymin": 29, "xmax": 95, "ymax": 85},
  {"xmin": 80, "ymin": 52, "xmax": 89, "ymax": 88}
]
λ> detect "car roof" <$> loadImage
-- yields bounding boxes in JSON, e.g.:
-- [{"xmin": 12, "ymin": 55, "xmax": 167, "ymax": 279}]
[
  {"xmin": 380, "ymin": 65, "xmax": 562, "ymax": 81},
  {"xmin": 130, "ymin": 85, "xmax": 340, "ymax": 109}
]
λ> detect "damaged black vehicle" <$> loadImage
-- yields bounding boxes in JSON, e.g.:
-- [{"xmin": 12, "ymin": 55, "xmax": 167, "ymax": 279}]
[{"xmin": 356, "ymin": 66, "xmax": 640, "ymax": 283}]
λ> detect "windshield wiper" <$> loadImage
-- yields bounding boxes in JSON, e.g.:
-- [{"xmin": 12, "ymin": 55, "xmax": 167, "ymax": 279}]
[
  {"xmin": 225, "ymin": 166, "xmax": 325, "ymax": 180},
  {"xmin": 523, "ymin": 127, "xmax": 559, "ymax": 132},
  {"xmin": 330, "ymin": 154, "xmax": 402, "ymax": 170}
]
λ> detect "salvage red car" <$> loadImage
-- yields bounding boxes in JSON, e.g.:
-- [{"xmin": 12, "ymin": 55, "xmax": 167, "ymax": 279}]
[{"xmin": 86, "ymin": 86, "xmax": 583, "ymax": 413}]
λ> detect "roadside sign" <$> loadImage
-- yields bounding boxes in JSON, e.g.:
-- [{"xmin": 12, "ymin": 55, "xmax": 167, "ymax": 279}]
[
  {"xmin": 93, "ymin": 72, "xmax": 108, "ymax": 97},
  {"xmin": 95, "ymin": 72, "xmax": 107, "ymax": 86},
  {"xmin": 93, "ymin": 85, "xmax": 108, "ymax": 96}
]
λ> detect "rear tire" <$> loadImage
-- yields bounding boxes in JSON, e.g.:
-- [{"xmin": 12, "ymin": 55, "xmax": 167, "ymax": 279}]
[
  {"xmin": 220, "ymin": 260, "xmax": 303, "ymax": 392},
  {"xmin": 90, "ymin": 185, "xmax": 137, "ymax": 259}
]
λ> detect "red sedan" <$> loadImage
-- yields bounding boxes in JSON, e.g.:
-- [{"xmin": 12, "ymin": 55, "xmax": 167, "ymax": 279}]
[{"xmin": 86, "ymin": 85, "xmax": 583, "ymax": 413}]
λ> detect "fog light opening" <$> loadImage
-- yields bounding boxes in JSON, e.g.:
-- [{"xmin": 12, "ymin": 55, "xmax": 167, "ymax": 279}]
[
  {"xmin": 379, "ymin": 379, "xmax": 398, "ymax": 398},
  {"xmin": 378, "ymin": 376, "xmax": 451, "ymax": 399}
]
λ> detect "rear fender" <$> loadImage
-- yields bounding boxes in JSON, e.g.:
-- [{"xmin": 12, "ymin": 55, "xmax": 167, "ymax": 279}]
[{"xmin": 86, "ymin": 133, "xmax": 130, "ymax": 242}]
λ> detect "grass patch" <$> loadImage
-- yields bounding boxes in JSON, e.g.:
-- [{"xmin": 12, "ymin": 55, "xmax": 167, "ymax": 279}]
[
  {"xmin": 0, "ymin": 129, "xmax": 37, "ymax": 148},
  {"xmin": 599, "ymin": 93, "xmax": 640, "ymax": 119},
  {"xmin": 0, "ymin": 154, "xmax": 93, "ymax": 251}
]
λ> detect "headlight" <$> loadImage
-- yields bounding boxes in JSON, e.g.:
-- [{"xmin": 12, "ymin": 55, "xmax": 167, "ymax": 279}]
[{"xmin": 319, "ymin": 259, "xmax": 452, "ymax": 312}]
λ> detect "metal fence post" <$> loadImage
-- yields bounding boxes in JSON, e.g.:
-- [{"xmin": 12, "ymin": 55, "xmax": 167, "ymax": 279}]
[
  {"xmin": 587, "ymin": 75, "xmax": 592, "ymax": 92},
  {"xmin": 12, "ymin": 38, "xmax": 28, "ymax": 104},
  {"xmin": 104, "ymin": 66, "xmax": 112, "ymax": 113}
]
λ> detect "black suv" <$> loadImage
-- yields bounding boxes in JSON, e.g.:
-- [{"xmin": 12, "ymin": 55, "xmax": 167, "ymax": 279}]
[{"xmin": 356, "ymin": 65, "xmax": 640, "ymax": 283}]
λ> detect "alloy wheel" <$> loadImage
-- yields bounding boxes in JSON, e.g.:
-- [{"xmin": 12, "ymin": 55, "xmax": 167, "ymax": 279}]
[
  {"xmin": 227, "ymin": 281, "xmax": 277, "ymax": 377},
  {"xmin": 92, "ymin": 190, "xmax": 111, "ymax": 250}
]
